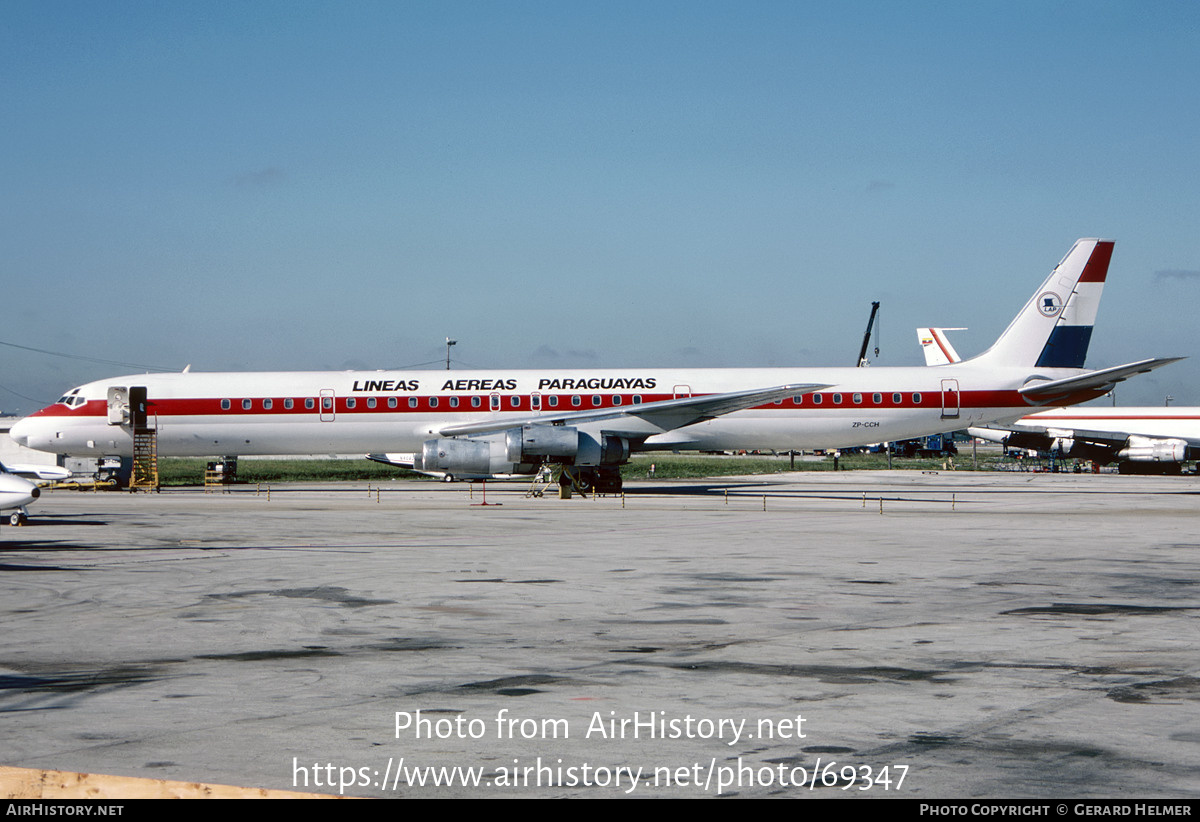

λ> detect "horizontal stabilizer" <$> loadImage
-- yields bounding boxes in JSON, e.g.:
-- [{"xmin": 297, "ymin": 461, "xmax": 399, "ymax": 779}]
[
  {"xmin": 366, "ymin": 453, "xmax": 417, "ymax": 470},
  {"xmin": 1019, "ymin": 357, "xmax": 1183, "ymax": 401}
]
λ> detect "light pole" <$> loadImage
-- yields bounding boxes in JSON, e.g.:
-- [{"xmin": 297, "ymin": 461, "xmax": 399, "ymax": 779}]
[{"xmin": 445, "ymin": 338, "xmax": 457, "ymax": 370}]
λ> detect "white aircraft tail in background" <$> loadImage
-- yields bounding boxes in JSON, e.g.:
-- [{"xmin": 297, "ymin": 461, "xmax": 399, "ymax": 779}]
[{"xmin": 917, "ymin": 328, "xmax": 966, "ymax": 366}]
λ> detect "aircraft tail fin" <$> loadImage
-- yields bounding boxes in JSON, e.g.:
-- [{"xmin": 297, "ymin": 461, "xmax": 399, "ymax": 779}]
[
  {"xmin": 972, "ymin": 238, "xmax": 1112, "ymax": 368},
  {"xmin": 917, "ymin": 327, "xmax": 966, "ymax": 365}
]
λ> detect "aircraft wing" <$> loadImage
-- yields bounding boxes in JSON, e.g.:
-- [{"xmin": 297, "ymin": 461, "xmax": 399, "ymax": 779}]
[
  {"xmin": 1019, "ymin": 357, "xmax": 1183, "ymax": 402},
  {"xmin": 435, "ymin": 383, "xmax": 830, "ymax": 439},
  {"xmin": 974, "ymin": 420, "xmax": 1200, "ymax": 450}
]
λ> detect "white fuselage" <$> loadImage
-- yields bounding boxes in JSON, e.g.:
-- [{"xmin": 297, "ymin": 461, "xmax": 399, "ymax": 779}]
[
  {"xmin": 1008, "ymin": 407, "xmax": 1200, "ymax": 444},
  {"xmin": 0, "ymin": 473, "xmax": 39, "ymax": 511},
  {"xmin": 10, "ymin": 363, "xmax": 1096, "ymax": 459}
]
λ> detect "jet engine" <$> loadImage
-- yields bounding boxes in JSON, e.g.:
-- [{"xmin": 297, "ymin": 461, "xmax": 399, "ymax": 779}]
[
  {"xmin": 1116, "ymin": 436, "xmax": 1188, "ymax": 463},
  {"xmin": 414, "ymin": 425, "xmax": 633, "ymax": 479}
]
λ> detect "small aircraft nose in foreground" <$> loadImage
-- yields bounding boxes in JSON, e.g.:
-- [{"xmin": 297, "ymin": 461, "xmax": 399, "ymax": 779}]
[{"xmin": 0, "ymin": 470, "xmax": 40, "ymax": 526}]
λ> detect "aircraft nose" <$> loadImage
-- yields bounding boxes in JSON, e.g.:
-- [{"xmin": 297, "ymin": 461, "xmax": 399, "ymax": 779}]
[{"xmin": 8, "ymin": 417, "xmax": 32, "ymax": 447}]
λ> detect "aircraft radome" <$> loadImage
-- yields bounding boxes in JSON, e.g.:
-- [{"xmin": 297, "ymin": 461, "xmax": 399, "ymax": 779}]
[
  {"xmin": 0, "ymin": 466, "xmax": 41, "ymax": 526},
  {"xmin": 10, "ymin": 239, "xmax": 1180, "ymax": 494}
]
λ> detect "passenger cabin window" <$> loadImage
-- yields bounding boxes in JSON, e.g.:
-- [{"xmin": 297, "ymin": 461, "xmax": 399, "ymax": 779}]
[
  {"xmin": 792, "ymin": 396, "xmax": 803, "ymax": 404},
  {"xmin": 633, "ymin": 396, "xmax": 642, "ymax": 404},
  {"xmin": 346, "ymin": 398, "xmax": 356, "ymax": 409},
  {"xmin": 812, "ymin": 394, "xmax": 823, "ymax": 405},
  {"xmin": 367, "ymin": 397, "xmax": 376, "ymax": 409},
  {"xmin": 852, "ymin": 393, "xmax": 862, "ymax": 404},
  {"xmin": 912, "ymin": 393, "xmax": 922, "ymax": 404},
  {"xmin": 263, "ymin": 398, "xmax": 273, "ymax": 410},
  {"xmin": 872, "ymin": 393, "xmax": 882, "ymax": 404},
  {"xmin": 305, "ymin": 398, "xmax": 315, "ymax": 410},
  {"xmin": 284, "ymin": 398, "xmax": 294, "ymax": 410},
  {"xmin": 892, "ymin": 393, "xmax": 902, "ymax": 404},
  {"xmin": 592, "ymin": 395, "xmax": 602, "ymax": 407},
  {"xmin": 242, "ymin": 399, "xmax": 252, "ymax": 410},
  {"xmin": 429, "ymin": 397, "xmax": 438, "ymax": 408},
  {"xmin": 408, "ymin": 397, "xmax": 418, "ymax": 408},
  {"xmin": 832, "ymin": 393, "xmax": 843, "ymax": 404},
  {"xmin": 388, "ymin": 397, "xmax": 397, "ymax": 408},
  {"xmin": 510, "ymin": 396, "xmax": 520, "ymax": 408},
  {"xmin": 490, "ymin": 395, "xmax": 500, "ymax": 411},
  {"xmin": 572, "ymin": 395, "xmax": 581, "ymax": 407},
  {"xmin": 221, "ymin": 399, "xmax": 231, "ymax": 410},
  {"xmin": 472, "ymin": 397, "xmax": 481, "ymax": 408},
  {"xmin": 450, "ymin": 397, "xmax": 459, "ymax": 408},
  {"xmin": 613, "ymin": 395, "xmax": 622, "ymax": 405},
  {"xmin": 548, "ymin": 396, "xmax": 559, "ymax": 407},
  {"xmin": 322, "ymin": 397, "xmax": 333, "ymax": 411}
]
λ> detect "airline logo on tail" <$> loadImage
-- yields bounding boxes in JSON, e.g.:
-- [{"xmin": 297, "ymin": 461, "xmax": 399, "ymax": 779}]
[
  {"xmin": 1038, "ymin": 293, "xmax": 1063, "ymax": 317},
  {"xmin": 1035, "ymin": 239, "xmax": 1111, "ymax": 369},
  {"xmin": 973, "ymin": 238, "xmax": 1112, "ymax": 371}
]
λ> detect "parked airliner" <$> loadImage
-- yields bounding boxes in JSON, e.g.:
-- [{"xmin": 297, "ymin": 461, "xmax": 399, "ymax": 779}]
[
  {"xmin": 968, "ymin": 408, "xmax": 1200, "ymax": 473},
  {"xmin": 916, "ymin": 325, "xmax": 1197, "ymax": 472},
  {"xmin": 9, "ymin": 239, "xmax": 1179, "ymax": 492}
]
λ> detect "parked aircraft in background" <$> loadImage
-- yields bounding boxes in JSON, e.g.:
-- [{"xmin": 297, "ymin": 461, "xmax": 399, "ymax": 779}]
[
  {"xmin": 968, "ymin": 409, "xmax": 1199, "ymax": 473},
  {"xmin": 0, "ymin": 466, "xmax": 41, "ymax": 525},
  {"xmin": 918, "ymin": 326, "xmax": 1196, "ymax": 472},
  {"xmin": 3, "ymin": 463, "xmax": 71, "ymax": 483},
  {"xmin": 9, "ymin": 239, "xmax": 1179, "ymax": 493}
]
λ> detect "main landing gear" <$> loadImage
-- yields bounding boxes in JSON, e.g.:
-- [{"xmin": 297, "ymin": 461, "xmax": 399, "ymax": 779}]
[{"xmin": 557, "ymin": 466, "xmax": 623, "ymax": 497}]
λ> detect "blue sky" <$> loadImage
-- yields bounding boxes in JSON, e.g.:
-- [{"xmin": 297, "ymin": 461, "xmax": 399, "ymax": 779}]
[{"xmin": 3, "ymin": 1, "xmax": 1198, "ymax": 413}]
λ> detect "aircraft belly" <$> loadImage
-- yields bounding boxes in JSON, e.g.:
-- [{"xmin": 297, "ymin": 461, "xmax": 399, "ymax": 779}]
[
  {"xmin": 159, "ymin": 417, "xmax": 428, "ymax": 456},
  {"xmin": 643, "ymin": 408, "xmax": 983, "ymax": 452}
]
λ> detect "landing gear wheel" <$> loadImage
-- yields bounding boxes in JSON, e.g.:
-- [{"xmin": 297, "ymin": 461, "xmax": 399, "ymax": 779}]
[
  {"xmin": 10, "ymin": 512, "xmax": 28, "ymax": 526},
  {"xmin": 442, "ymin": 474, "xmax": 455, "ymax": 483}
]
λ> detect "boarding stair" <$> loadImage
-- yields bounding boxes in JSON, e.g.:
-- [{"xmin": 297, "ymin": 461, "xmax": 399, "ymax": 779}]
[{"xmin": 130, "ymin": 427, "xmax": 159, "ymax": 492}]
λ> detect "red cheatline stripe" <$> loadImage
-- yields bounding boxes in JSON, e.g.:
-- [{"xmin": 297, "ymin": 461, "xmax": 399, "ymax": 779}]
[
  {"xmin": 29, "ymin": 388, "xmax": 1067, "ymax": 419},
  {"xmin": 933, "ymin": 333, "xmax": 956, "ymax": 362},
  {"xmin": 1032, "ymin": 414, "xmax": 1200, "ymax": 421}
]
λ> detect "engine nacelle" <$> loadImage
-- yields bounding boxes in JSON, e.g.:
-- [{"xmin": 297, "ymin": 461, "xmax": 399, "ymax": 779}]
[
  {"xmin": 576, "ymin": 432, "xmax": 630, "ymax": 466},
  {"xmin": 418, "ymin": 426, "xmax": 633, "ymax": 477},
  {"xmin": 505, "ymin": 425, "xmax": 630, "ymax": 466},
  {"xmin": 1116, "ymin": 436, "xmax": 1187, "ymax": 463},
  {"xmin": 505, "ymin": 425, "xmax": 580, "ymax": 463},
  {"xmin": 416, "ymin": 438, "xmax": 516, "ymax": 477},
  {"xmin": 1049, "ymin": 437, "xmax": 1075, "ymax": 457}
]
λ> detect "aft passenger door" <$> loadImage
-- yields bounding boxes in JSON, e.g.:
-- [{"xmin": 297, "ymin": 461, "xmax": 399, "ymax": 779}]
[
  {"xmin": 940, "ymin": 379, "xmax": 960, "ymax": 419},
  {"xmin": 320, "ymin": 389, "xmax": 336, "ymax": 422}
]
